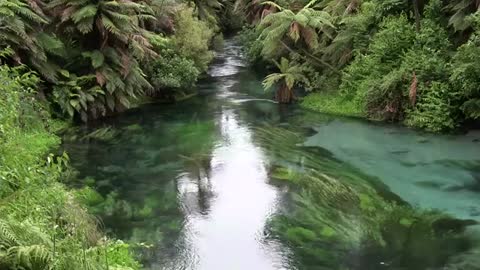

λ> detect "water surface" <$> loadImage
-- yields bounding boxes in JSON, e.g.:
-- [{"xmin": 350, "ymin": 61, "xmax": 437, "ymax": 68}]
[{"xmin": 64, "ymin": 39, "xmax": 480, "ymax": 269}]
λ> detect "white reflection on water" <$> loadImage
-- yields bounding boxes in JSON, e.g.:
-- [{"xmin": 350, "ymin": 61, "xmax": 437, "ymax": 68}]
[{"xmin": 161, "ymin": 108, "xmax": 292, "ymax": 270}]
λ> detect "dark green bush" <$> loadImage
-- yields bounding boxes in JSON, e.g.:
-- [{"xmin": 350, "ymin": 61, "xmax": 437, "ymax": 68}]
[{"xmin": 148, "ymin": 48, "xmax": 200, "ymax": 91}]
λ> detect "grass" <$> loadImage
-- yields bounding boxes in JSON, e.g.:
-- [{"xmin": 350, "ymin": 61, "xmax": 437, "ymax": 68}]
[{"xmin": 300, "ymin": 92, "xmax": 364, "ymax": 118}]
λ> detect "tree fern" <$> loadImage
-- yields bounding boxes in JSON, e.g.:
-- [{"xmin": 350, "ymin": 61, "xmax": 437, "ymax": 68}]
[
  {"xmin": 446, "ymin": 0, "xmax": 480, "ymax": 32},
  {"xmin": 257, "ymin": 0, "xmax": 334, "ymax": 57},
  {"xmin": 263, "ymin": 57, "xmax": 308, "ymax": 103}
]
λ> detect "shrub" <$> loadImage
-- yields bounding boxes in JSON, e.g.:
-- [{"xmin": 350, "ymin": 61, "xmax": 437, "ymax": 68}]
[
  {"xmin": 148, "ymin": 47, "xmax": 200, "ymax": 91},
  {"xmin": 340, "ymin": 15, "xmax": 415, "ymax": 119},
  {"xmin": 450, "ymin": 11, "xmax": 480, "ymax": 120},
  {"xmin": 172, "ymin": 7, "xmax": 214, "ymax": 73},
  {"xmin": 238, "ymin": 26, "xmax": 264, "ymax": 63},
  {"xmin": 405, "ymin": 81, "xmax": 458, "ymax": 132}
]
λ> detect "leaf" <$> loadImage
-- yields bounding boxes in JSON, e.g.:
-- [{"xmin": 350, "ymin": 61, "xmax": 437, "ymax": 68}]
[
  {"xmin": 71, "ymin": 4, "xmax": 97, "ymax": 24},
  {"xmin": 69, "ymin": 99, "xmax": 79, "ymax": 108},
  {"xmin": 106, "ymin": 94, "xmax": 115, "ymax": 111},
  {"xmin": 91, "ymin": 50, "xmax": 105, "ymax": 68},
  {"xmin": 59, "ymin": 70, "xmax": 70, "ymax": 78}
]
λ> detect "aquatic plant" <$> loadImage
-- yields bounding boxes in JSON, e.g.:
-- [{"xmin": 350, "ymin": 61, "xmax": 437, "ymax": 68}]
[{"xmin": 254, "ymin": 125, "xmax": 478, "ymax": 269}]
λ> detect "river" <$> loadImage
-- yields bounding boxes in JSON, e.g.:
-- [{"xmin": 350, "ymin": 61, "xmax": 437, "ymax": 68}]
[{"xmin": 63, "ymin": 39, "xmax": 480, "ymax": 269}]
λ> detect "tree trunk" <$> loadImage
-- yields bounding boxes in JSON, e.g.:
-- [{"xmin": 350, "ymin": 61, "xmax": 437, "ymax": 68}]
[
  {"xmin": 275, "ymin": 83, "xmax": 293, "ymax": 104},
  {"xmin": 413, "ymin": 0, "xmax": 421, "ymax": 32}
]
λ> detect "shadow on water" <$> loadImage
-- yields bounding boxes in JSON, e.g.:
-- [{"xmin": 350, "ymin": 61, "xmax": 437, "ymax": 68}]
[{"xmin": 63, "ymin": 38, "xmax": 480, "ymax": 269}]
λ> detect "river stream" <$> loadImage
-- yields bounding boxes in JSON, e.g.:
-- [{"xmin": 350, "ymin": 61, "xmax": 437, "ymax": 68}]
[{"xmin": 63, "ymin": 39, "xmax": 480, "ymax": 270}]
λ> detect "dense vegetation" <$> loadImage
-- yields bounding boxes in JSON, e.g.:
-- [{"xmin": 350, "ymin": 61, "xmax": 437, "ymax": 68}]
[
  {"xmin": 0, "ymin": 0, "xmax": 236, "ymax": 121},
  {"xmin": 237, "ymin": 0, "xmax": 480, "ymax": 132},
  {"xmin": 0, "ymin": 62, "xmax": 142, "ymax": 269}
]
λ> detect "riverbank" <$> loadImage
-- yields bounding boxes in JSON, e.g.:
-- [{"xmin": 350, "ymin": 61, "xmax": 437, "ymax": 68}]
[{"xmin": 0, "ymin": 66, "xmax": 140, "ymax": 269}]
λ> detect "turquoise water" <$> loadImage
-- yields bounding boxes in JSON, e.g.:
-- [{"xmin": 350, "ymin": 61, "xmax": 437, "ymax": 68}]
[
  {"xmin": 304, "ymin": 120, "xmax": 480, "ymax": 220},
  {"xmin": 63, "ymin": 39, "xmax": 480, "ymax": 269}
]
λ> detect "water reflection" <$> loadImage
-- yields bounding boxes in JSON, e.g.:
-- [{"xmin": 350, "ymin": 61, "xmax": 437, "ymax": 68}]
[{"xmin": 156, "ymin": 108, "xmax": 291, "ymax": 270}]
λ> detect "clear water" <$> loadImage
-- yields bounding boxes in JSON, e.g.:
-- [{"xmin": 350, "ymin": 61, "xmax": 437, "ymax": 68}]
[{"xmin": 63, "ymin": 39, "xmax": 480, "ymax": 269}]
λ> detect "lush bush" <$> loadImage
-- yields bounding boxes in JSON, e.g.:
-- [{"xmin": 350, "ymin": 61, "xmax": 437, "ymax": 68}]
[
  {"xmin": 340, "ymin": 14, "xmax": 415, "ymax": 120},
  {"xmin": 172, "ymin": 7, "xmax": 215, "ymax": 73},
  {"xmin": 405, "ymin": 82, "xmax": 458, "ymax": 132},
  {"xmin": 450, "ymin": 11, "xmax": 480, "ymax": 121},
  {"xmin": 147, "ymin": 44, "xmax": 200, "ymax": 91},
  {"xmin": 237, "ymin": 26, "xmax": 264, "ymax": 63}
]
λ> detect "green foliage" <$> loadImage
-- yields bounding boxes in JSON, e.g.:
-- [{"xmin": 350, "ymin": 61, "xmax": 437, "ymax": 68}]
[
  {"xmin": 405, "ymin": 82, "xmax": 458, "ymax": 132},
  {"xmin": 106, "ymin": 241, "xmax": 142, "ymax": 270},
  {"xmin": 340, "ymin": 14, "xmax": 415, "ymax": 120},
  {"xmin": 0, "ymin": 0, "xmax": 222, "ymax": 121},
  {"xmin": 0, "ymin": 0, "xmax": 62, "ymax": 80},
  {"xmin": 446, "ymin": 0, "xmax": 480, "ymax": 32},
  {"xmin": 263, "ymin": 57, "xmax": 308, "ymax": 103},
  {"xmin": 52, "ymin": 73, "xmax": 104, "ymax": 121},
  {"xmin": 238, "ymin": 26, "xmax": 264, "ymax": 63},
  {"xmin": 240, "ymin": 0, "xmax": 480, "ymax": 132},
  {"xmin": 0, "ymin": 64, "xmax": 141, "ymax": 269},
  {"xmin": 257, "ymin": 0, "xmax": 335, "ymax": 57},
  {"xmin": 172, "ymin": 7, "xmax": 214, "ymax": 73},
  {"xmin": 147, "ymin": 41, "xmax": 200, "ymax": 91},
  {"xmin": 450, "ymin": 11, "xmax": 480, "ymax": 120},
  {"xmin": 263, "ymin": 58, "xmax": 307, "ymax": 90}
]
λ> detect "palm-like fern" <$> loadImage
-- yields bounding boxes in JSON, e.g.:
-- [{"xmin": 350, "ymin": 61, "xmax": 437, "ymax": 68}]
[
  {"xmin": 47, "ymin": 0, "xmax": 155, "ymax": 54},
  {"xmin": 139, "ymin": 0, "xmax": 178, "ymax": 33},
  {"xmin": 446, "ymin": 0, "xmax": 480, "ymax": 32},
  {"xmin": 46, "ymin": 0, "xmax": 156, "ymax": 119},
  {"xmin": 263, "ymin": 57, "xmax": 307, "ymax": 103},
  {"xmin": 234, "ymin": 0, "xmax": 277, "ymax": 24},
  {"xmin": 0, "ymin": 0, "xmax": 47, "ymax": 49},
  {"xmin": 257, "ymin": 0, "xmax": 335, "ymax": 57},
  {"xmin": 0, "ymin": 0, "xmax": 64, "ymax": 81},
  {"xmin": 0, "ymin": 218, "xmax": 53, "ymax": 269},
  {"xmin": 188, "ymin": 0, "xmax": 223, "ymax": 23}
]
